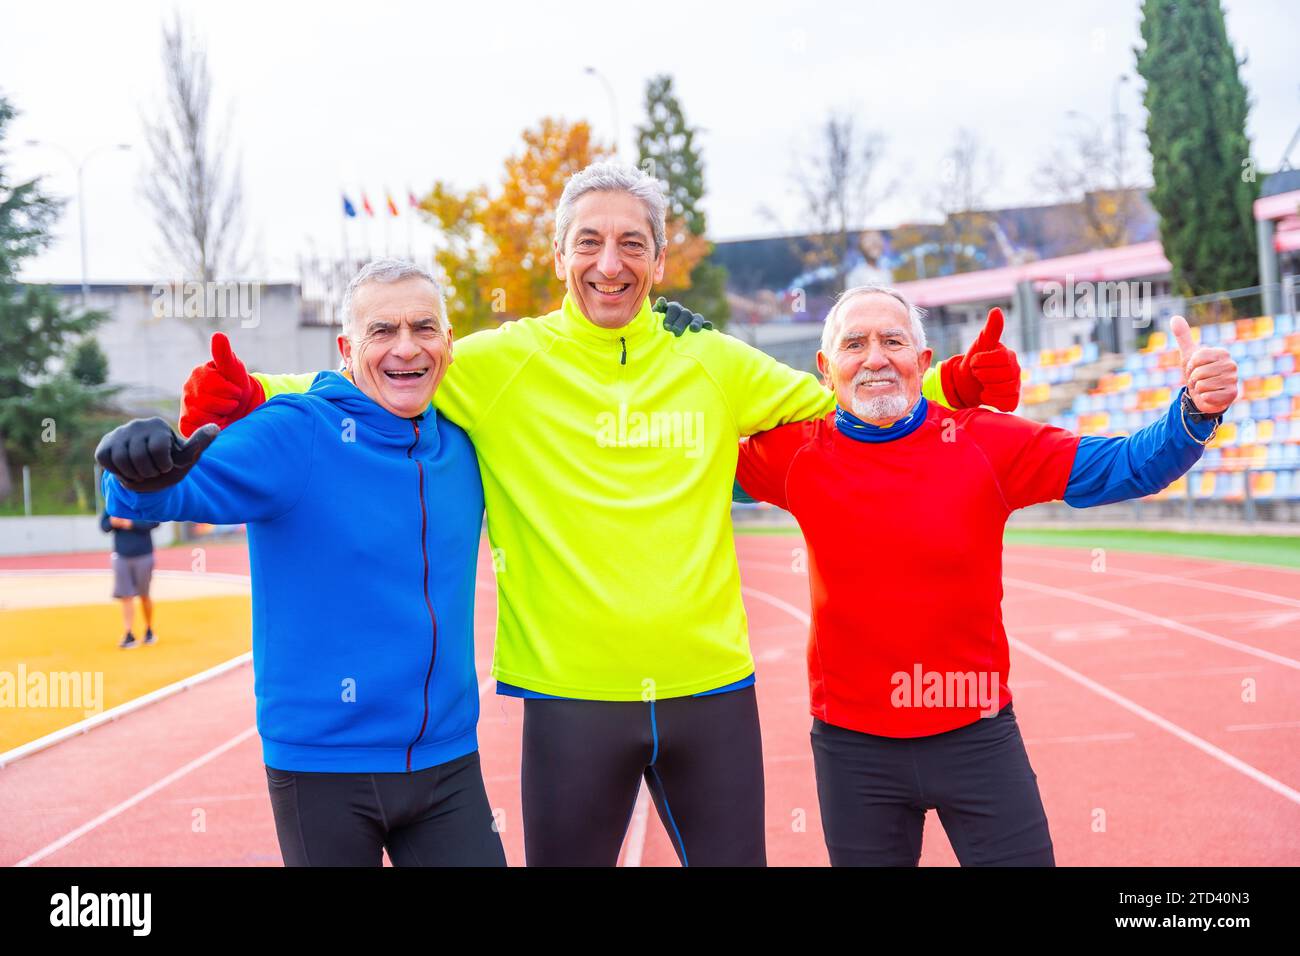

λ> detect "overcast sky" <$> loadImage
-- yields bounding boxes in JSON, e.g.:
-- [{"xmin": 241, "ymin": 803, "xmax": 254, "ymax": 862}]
[{"xmin": 4, "ymin": 0, "xmax": 1297, "ymax": 282}]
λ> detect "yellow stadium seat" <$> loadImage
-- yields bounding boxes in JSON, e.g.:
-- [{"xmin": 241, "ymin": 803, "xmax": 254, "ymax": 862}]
[
  {"xmin": 1250, "ymin": 471, "xmax": 1276, "ymax": 497},
  {"xmin": 1210, "ymin": 422, "xmax": 1237, "ymax": 447},
  {"xmin": 1142, "ymin": 331, "xmax": 1168, "ymax": 353}
]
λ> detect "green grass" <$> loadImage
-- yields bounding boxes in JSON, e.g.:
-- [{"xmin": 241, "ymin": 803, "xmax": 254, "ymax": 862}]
[
  {"xmin": 734, "ymin": 523, "xmax": 1300, "ymax": 568},
  {"xmin": 1000, "ymin": 528, "xmax": 1300, "ymax": 569}
]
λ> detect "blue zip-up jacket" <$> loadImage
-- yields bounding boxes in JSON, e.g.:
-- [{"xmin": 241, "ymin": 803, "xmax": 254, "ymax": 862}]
[{"xmin": 101, "ymin": 371, "xmax": 484, "ymax": 773}]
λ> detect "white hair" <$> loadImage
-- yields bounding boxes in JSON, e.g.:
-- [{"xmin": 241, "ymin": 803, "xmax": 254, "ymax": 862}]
[
  {"xmin": 819, "ymin": 283, "xmax": 928, "ymax": 356},
  {"xmin": 341, "ymin": 258, "xmax": 447, "ymax": 337},
  {"xmin": 554, "ymin": 161, "xmax": 668, "ymax": 258}
]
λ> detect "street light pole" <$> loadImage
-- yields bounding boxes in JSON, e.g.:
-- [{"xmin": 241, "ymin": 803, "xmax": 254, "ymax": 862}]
[
  {"xmin": 1112, "ymin": 73, "xmax": 1130, "ymax": 188},
  {"xmin": 583, "ymin": 66, "xmax": 620, "ymax": 156},
  {"xmin": 24, "ymin": 140, "xmax": 132, "ymax": 304}
]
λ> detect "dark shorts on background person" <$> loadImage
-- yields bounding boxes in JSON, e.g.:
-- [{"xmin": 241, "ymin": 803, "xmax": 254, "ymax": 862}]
[
  {"xmin": 265, "ymin": 750, "xmax": 505, "ymax": 867},
  {"xmin": 111, "ymin": 552, "xmax": 154, "ymax": 599},
  {"xmin": 811, "ymin": 703, "xmax": 1055, "ymax": 867}
]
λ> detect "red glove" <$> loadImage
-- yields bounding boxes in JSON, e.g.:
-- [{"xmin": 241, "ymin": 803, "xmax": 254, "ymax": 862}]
[
  {"xmin": 939, "ymin": 307, "xmax": 1022, "ymax": 412},
  {"xmin": 179, "ymin": 333, "xmax": 266, "ymax": 437}
]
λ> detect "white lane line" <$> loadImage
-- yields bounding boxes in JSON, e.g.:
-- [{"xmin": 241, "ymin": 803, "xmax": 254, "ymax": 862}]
[
  {"xmin": 1226, "ymin": 721, "xmax": 1300, "ymax": 732},
  {"xmin": 1003, "ymin": 555, "xmax": 1300, "ymax": 610},
  {"xmin": 622, "ymin": 783, "xmax": 651, "ymax": 867},
  {"xmin": 15, "ymin": 725, "xmax": 259, "ymax": 867},
  {"xmin": 618, "ymin": 582, "xmax": 810, "ymax": 868},
  {"xmin": 740, "ymin": 567, "xmax": 1300, "ymax": 806},
  {"xmin": 1010, "ymin": 638, "xmax": 1300, "ymax": 806},
  {"xmin": 741, "ymin": 586, "xmax": 811, "ymax": 625},
  {"xmin": 1004, "ymin": 577, "xmax": 1300, "ymax": 671},
  {"xmin": 12, "ymin": 663, "xmax": 499, "ymax": 866},
  {"xmin": 1117, "ymin": 666, "xmax": 1258, "ymax": 681},
  {"xmin": 0, "ymin": 653, "xmax": 254, "ymax": 769}
]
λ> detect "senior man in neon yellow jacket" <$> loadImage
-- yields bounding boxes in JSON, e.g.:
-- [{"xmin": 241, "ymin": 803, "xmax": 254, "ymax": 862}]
[{"xmin": 178, "ymin": 161, "xmax": 1018, "ymax": 866}]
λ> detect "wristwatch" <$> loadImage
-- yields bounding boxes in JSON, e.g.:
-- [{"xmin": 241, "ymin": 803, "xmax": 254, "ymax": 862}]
[
  {"xmin": 1179, "ymin": 388, "xmax": 1222, "ymax": 445},
  {"xmin": 1180, "ymin": 388, "xmax": 1221, "ymax": 424}
]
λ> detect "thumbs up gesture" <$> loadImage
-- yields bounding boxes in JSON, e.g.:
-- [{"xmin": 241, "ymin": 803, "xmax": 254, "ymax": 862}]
[
  {"xmin": 940, "ymin": 307, "xmax": 1022, "ymax": 411},
  {"xmin": 96, "ymin": 418, "xmax": 220, "ymax": 493},
  {"xmin": 1170, "ymin": 315, "xmax": 1238, "ymax": 416}
]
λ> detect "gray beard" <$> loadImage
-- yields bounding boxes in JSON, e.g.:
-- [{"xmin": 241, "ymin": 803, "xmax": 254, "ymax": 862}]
[{"xmin": 851, "ymin": 392, "xmax": 913, "ymax": 422}]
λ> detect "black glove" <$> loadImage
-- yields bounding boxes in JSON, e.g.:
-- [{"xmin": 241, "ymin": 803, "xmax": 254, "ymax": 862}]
[
  {"xmin": 95, "ymin": 418, "xmax": 219, "ymax": 492},
  {"xmin": 653, "ymin": 297, "xmax": 712, "ymax": 337}
]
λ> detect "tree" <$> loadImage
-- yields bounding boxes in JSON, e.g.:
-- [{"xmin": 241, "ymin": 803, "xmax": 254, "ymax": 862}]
[
  {"xmin": 0, "ymin": 93, "xmax": 109, "ymax": 502},
  {"xmin": 932, "ymin": 128, "xmax": 1001, "ymax": 273},
  {"xmin": 1136, "ymin": 0, "xmax": 1258, "ymax": 296},
  {"xmin": 1035, "ymin": 112, "xmax": 1148, "ymax": 249},
  {"xmin": 782, "ymin": 112, "xmax": 895, "ymax": 295},
  {"xmin": 421, "ymin": 118, "xmax": 610, "ymax": 331},
  {"xmin": 141, "ymin": 11, "xmax": 247, "ymax": 342},
  {"xmin": 635, "ymin": 75, "xmax": 728, "ymax": 327}
]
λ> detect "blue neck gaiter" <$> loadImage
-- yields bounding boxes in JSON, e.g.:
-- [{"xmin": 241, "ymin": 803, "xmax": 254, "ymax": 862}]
[{"xmin": 834, "ymin": 398, "xmax": 928, "ymax": 444}]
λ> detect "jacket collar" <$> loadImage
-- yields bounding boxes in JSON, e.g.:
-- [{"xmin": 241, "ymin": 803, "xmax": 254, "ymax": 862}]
[
  {"xmin": 554, "ymin": 292, "xmax": 657, "ymax": 351},
  {"xmin": 308, "ymin": 370, "xmax": 438, "ymax": 450}
]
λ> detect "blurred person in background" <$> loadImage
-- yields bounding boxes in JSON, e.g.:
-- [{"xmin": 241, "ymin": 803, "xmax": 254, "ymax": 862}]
[{"xmin": 100, "ymin": 510, "xmax": 160, "ymax": 649}]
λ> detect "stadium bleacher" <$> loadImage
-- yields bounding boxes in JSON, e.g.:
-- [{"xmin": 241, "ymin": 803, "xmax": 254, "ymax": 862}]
[{"xmin": 1020, "ymin": 314, "xmax": 1300, "ymax": 502}]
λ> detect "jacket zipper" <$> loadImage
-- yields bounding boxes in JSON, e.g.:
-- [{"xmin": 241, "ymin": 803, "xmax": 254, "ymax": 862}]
[
  {"xmin": 619, "ymin": 336, "xmax": 627, "ymax": 365},
  {"xmin": 405, "ymin": 418, "xmax": 438, "ymax": 772}
]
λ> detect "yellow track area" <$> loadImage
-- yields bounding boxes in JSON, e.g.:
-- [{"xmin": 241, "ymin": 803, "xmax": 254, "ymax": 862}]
[{"xmin": 0, "ymin": 571, "xmax": 251, "ymax": 751}]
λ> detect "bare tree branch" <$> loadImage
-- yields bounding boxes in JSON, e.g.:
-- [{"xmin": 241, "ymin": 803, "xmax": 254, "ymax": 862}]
[{"xmin": 140, "ymin": 11, "xmax": 246, "ymax": 342}]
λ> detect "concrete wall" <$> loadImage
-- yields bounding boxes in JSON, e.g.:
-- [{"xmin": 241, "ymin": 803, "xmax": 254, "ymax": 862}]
[
  {"xmin": 0, "ymin": 516, "xmax": 179, "ymax": 557},
  {"xmin": 58, "ymin": 282, "xmax": 340, "ymax": 414},
  {"xmin": 0, "ymin": 515, "xmax": 179, "ymax": 561}
]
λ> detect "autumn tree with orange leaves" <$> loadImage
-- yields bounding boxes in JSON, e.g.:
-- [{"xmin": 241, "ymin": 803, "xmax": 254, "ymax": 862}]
[{"xmin": 419, "ymin": 116, "xmax": 710, "ymax": 333}]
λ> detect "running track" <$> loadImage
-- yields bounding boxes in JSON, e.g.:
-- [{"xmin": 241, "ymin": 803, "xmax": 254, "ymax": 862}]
[{"xmin": 3, "ymin": 535, "xmax": 1298, "ymax": 866}]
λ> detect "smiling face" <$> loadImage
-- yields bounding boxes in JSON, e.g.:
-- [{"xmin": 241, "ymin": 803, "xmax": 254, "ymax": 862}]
[
  {"xmin": 553, "ymin": 190, "xmax": 666, "ymax": 329},
  {"xmin": 816, "ymin": 293, "xmax": 933, "ymax": 425},
  {"xmin": 336, "ymin": 276, "xmax": 452, "ymax": 418}
]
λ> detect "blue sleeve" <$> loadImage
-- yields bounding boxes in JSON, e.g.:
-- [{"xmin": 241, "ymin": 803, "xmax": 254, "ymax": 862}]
[
  {"xmin": 1064, "ymin": 388, "xmax": 1217, "ymax": 508},
  {"xmin": 102, "ymin": 399, "xmax": 317, "ymax": 526},
  {"xmin": 99, "ymin": 510, "xmax": 112, "ymax": 533}
]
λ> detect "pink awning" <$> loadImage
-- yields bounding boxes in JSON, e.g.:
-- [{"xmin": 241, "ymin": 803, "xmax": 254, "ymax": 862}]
[
  {"xmin": 1254, "ymin": 189, "xmax": 1300, "ymax": 222},
  {"xmin": 893, "ymin": 241, "xmax": 1172, "ymax": 308}
]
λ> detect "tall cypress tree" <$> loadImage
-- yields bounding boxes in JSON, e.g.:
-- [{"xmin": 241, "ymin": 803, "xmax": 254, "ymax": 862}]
[
  {"xmin": 1136, "ymin": 0, "xmax": 1258, "ymax": 297},
  {"xmin": 0, "ymin": 93, "xmax": 108, "ymax": 502},
  {"xmin": 635, "ymin": 75, "xmax": 730, "ymax": 327}
]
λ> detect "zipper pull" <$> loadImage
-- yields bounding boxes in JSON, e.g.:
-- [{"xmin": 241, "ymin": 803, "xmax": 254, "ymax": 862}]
[{"xmin": 619, "ymin": 336, "xmax": 627, "ymax": 366}]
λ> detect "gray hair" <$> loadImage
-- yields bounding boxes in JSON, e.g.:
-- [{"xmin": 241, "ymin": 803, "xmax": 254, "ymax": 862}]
[
  {"xmin": 341, "ymin": 258, "xmax": 447, "ymax": 337},
  {"xmin": 554, "ymin": 161, "xmax": 668, "ymax": 258},
  {"xmin": 820, "ymin": 283, "xmax": 928, "ymax": 356}
]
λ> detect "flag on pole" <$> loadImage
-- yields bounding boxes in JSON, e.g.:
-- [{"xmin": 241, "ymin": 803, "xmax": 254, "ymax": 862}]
[
  {"xmin": 362, "ymin": 192, "xmax": 374, "ymax": 217},
  {"xmin": 343, "ymin": 194, "xmax": 357, "ymax": 218},
  {"xmin": 386, "ymin": 192, "xmax": 400, "ymax": 217},
  {"xmin": 408, "ymin": 190, "xmax": 419, "ymax": 209}
]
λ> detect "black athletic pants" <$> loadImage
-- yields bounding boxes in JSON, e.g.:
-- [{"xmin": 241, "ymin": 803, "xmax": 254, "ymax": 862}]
[
  {"xmin": 811, "ymin": 703, "xmax": 1055, "ymax": 866},
  {"xmin": 520, "ymin": 686, "xmax": 766, "ymax": 866},
  {"xmin": 265, "ymin": 750, "xmax": 506, "ymax": 866}
]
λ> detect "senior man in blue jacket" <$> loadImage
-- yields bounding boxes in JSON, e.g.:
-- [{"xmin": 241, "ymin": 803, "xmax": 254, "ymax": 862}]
[{"xmin": 96, "ymin": 259, "xmax": 504, "ymax": 867}]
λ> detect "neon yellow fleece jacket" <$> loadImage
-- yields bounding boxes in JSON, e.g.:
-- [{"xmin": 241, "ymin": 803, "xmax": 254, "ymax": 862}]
[{"xmin": 256, "ymin": 294, "xmax": 949, "ymax": 700}]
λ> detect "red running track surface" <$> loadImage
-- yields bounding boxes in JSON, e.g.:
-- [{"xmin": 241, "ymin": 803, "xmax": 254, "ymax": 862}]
[{"xmin": 2, "ymin": 535, "xmax": 1297, "ymax": 866}]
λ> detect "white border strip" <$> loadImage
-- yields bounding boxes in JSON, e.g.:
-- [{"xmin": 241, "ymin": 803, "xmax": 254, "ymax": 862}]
[
  {"xmin": 0, "ymin": 653, "xmax": 252, "ymax": 770},
  {"xmin": 743, "ymin": 580, "xmax": 1300, "ymax": 806},
  {"xmin": 1010, "ymin": 638, "xmax": 1300, "ymax": 805},
  {"xmin": 1004, "ymin": 577, "xmax": 1300, "ymax": 670},
  {"xmin": 15, "ymin": 725, "xmax": 259, "ymax": 867}
]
